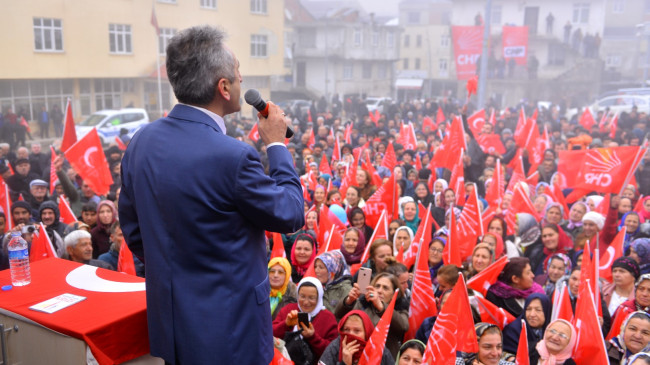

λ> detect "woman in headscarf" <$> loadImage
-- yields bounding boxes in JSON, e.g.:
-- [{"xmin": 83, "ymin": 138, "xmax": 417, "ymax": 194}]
[
  {"xmin": 516, "ymin": 213, "xmax": 543, "ymax": 267},
  {"xmin": 273, "ymin": 277, "xmax": 338, "ymax": 362},
  {"xmin": 314, "ymin": 250, "xmax": 353, "ymax": 313},
  {"xmin": 638, "ymin": 196, "xmax": 650, "ymax": 222},
  {"xmin": 313, "ymin": 185, "xmax": 327, "ymax": 211},
  {"xmin": 503, "ymin": 293, "xmax": 552, "ymax": 362},
  {"xmin": 458, "ymin": 323, "xmax": 516, "ymax": 365},
  {"xmin": 487, "ymin": 216, "xmax": 517, "ymax": 258},
  {"xmin": 630, "ymin": 238, "xmax": 650, "ymax": 274},
  {"xmin": 283, "ymin": 210, "xmax": 319, "ymax": 258},
  {"xmin": 534, "ymin": 224, "xmax": 574, "ymax": 276},
  {"xmin": 607, "ymin": 311, "xmax": 650, "ymax": 365},
  {"xmin": 433, "ymin": 178, "xmax": 448, "ymax": 195},
  {"xmin": 464, "ymin": 243, "xmax": 495, "ymax": 280},
  {"xmin": 534, "ymin": 253, "xmax": 572, "ymax": 298},
  {"xmin": 586, "ymin": 195, "xmax": 605, "ymax": 211},
  {"xmin": 356, "ymin": 169, "xmax": 377, "ymax": 201},
  {"xmin": 395, "ymin": 340, "xmax": 425, "ymax": 365},
  {"xmin": 486, "ymin": 257, "xmax": 544, "ymax": 317},
  {"xmin": 441, "ymin": 188, "xmax": 457, "ymax": 211},
  {"xmin": 414, "ymin": 182, "xmax": 435, "ymax": 208},
  {"xmin": 614, "ymin": 274, "xmax": 650, "ymax": 322},
  {"xmin": 341, "ymin": 227, "xmax": 366, "ymax": 267},
  {"xmin": 90, "ymin": 200, "xmax": 117, "ymax": 258},
  {"xmin": 620, "ymin": 212, "xmax": 645, "ymax": 253},
  {"xmin": 532, "ymin": 319, "xmax": 577, "ymax": 365},
  {"xmin": 268, "ymin": 257, "xmax": 297, "ymax": 319},
  {"xmin": 428, "ymin": 237, "xmax": 445, "ymax": 284},
  {"xmin": 542, "ymin": 203, "xmax": 565, "ymax": 226},
  {"xmin": 480, "ymin": 232, "xmax": 505, "ymax": 259},
  {"xmin": 603, "ymin": 257, "xmax": 641, "ymax": 316},
  {"xmin": 400, "ymin": 200, "xmax": 420, "ymax": 233},
  {"xmin": 318, "ymin": 310, "xmax": 393, "ymax": 365},
  {"xmin": 348, "ymin": 207, "xmax": 373, "ymax": 244},
  {"xmin": 290, "ymin": 233, "xmax": 317, "ymax": 283},
  {"xmin": 561, "ymin": 202, "xmax": 588, "ymax": 240},
  {"xmin": 393, "ymin": 226, "xmax": 414, "ymax": 257}
]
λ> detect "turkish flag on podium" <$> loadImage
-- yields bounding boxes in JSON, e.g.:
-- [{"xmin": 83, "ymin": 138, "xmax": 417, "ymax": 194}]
[{"xmin": 64, "ymin": 128, "xmax": 113, "ymax": 196}]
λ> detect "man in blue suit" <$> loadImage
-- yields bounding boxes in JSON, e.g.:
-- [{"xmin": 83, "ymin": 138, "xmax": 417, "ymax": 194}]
[{"xmin": 119, "ymin": 26, "xmax": 304, "ymax": 365}]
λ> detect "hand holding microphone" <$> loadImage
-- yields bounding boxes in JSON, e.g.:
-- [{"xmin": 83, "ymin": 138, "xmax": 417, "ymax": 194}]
[{"xmin": 244, "ymin": 89, "xmax": 294, "ymax": 145}]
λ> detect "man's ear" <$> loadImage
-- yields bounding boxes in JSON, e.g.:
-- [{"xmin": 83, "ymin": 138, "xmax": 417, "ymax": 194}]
[{"xmin": 217, "ymin": 78, "xmax": 231, "ymax": 101}]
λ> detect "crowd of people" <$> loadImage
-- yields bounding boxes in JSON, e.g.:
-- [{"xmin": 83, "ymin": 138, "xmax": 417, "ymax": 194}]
[{"xmin": 0, "ymin": 89, "xmax": 648, "ymax": 364}]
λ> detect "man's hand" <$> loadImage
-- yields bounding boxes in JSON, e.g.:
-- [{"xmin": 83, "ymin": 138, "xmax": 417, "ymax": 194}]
[
  {"xmin": 258, "ymin": 101, "xmax": 287, "ymax": 145},
  {"xmin": 54, "ymin": 156, "xmax": 64, "ymax": 173}
]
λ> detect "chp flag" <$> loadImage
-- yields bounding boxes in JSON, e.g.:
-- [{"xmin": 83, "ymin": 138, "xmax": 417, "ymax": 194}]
[
  {"xmin": 452, "ymin": 26, "xmax": 484, "ymax": 80},
  {"xmin": 502, "ymin": 26, "xmax": 528, "ymax": 65}
]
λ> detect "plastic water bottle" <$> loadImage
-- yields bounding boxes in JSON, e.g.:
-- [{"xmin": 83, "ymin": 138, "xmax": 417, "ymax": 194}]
[{"xmin": 8, "ymin": 232, "xmax": 31, "ymax": 286}]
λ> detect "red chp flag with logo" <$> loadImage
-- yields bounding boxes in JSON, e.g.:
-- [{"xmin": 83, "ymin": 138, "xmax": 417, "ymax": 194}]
[
  {"xmin": 64, "ymin": 128, "xmax": 114, "ymax": 196},
  {"xmin": 467, "ymin": 255, "xmax": 508, "ymax": 297},
  {"xmin": 451, "ymin": 26, "xmax": 483, "ymax": 80},
  {"xmin": 502, "ymin": 26, "xmax": 529, "ymax": 65},
  {"xmin": 454, "ymin": 187, "xmax": 483, "ymax": 260},
  {"xmin": 363, "ymin": 175, "xmax": 398, "ymax": 228},
  {"xmin": 405, "ymin": 232, "xmax": 438, "ymax": 341}
]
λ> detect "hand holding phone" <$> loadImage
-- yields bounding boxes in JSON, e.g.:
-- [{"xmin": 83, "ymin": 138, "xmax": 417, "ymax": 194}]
[
  {"xmin": 297, "ymin": 312, "xmax": 310, "ymax": 329},
  {"xmin": 357, "ymin": 267, "xmax": 372, "ymax": 294}
]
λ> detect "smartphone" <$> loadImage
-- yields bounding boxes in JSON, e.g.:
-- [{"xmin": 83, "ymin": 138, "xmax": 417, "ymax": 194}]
[
  {"xmin": 357, "ymin": 267, "xmax": 372, "ymax": 294},
  {"xmin": 297, "ymin": 312, "xmax": 310, "ymax": 328}
]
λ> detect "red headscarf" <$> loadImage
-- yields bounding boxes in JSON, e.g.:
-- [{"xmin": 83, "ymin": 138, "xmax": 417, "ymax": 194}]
[
  {"xmin": 542, "ymin": 224, "xmax": 573, "ymax": 257},
  {"xmin": 337, "ymin": 310, "xmax": 375, "ymax": 363},
  {"xmin": 483, "ymin": 232, "xmax": 504, "ymax": 258},
  {"xmin": 290, "ymin": 233, "xmax": 317, "ymax": 277}
]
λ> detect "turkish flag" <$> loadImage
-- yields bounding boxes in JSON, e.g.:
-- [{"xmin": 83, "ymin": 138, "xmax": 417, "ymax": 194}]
[
  {"xmin": 358, "ymin": 288, "xmax": 399, "ymax": 365},
  {"xmin": 573, "ymin": 281, "xmax": 609, "ymax": 365},
  {"xmin": 319, "ymin": 155, "xmax": 332, "ymax": 176},
  {"xmin": 248, "ymin": 123, "xmax": 260, "ymax": 142},
  {"xmin": 477, "ymin": 134, "xmax": 506, "ymax": 155},
  {"xmin": 404, "ymin": 233, "xmax": 438, "ymax": 341},
  {"xmin": 61, "ymin": 99, "xmax": 78, "ymax": 153},
  {"xmin": 423, "ymin": 274, "xmax": 478, "ymax": 363},
  {"xmin": 270, "ymin": 232, "xmax": 286, "ymax": 259},
  {"xmin": 516, "ymin": 321, "xmax": 530, "ymax": 365},
  {"xmin": 436, "ymin": 107, "xmax": 446, "ymax": 126},
  {"xmin": 29, "ymin": 223, "xmax": 58, "ymax": 262},
  {"xmin": 579, "ymin": 108, "xmax": 596, "ymax": 131},
  {"xmin": 58, "ymin": 195, "xmax": 77, "ymax": 225},
  {"xmin": 504, "ymin": 183, "xmax": 538, "ymax": 236},
  {"xmin": 467, "ymin": 255, "xmax": 508, "ymax": 297},
  {"xmin": 442, "ymin": 208, "xmax": 462, "ymax": 266},
  {"xmin": 474, "ymin": 296, "xmax": 515, "ymax": 329},
  {"xmin": 485, "ymin": 159, "xmax": 504, "ymax": 209},
  {"xmin": 117, "ymin": 238, "xmax": 137, "ymax": 276},
  {"xmin": 381, "ymin": 142, "xmax": 398, "ymax": 170},
  {"xmin": 398, "ymin": 122, "xmax": 418, "ymax": 151},
  {"xmin": 422, "ymin": 116, "xmax": 435, "ymax": 133},
  {"xmin": 454, "ymin": 188, "xmax": 483, "ymax": 259},
  {"xmin": 467, "ymin": 109, "xmax": 485, "ymax": 136},
  {"xmin": 430, "ymin": 116, "xmax": 466, "ymax": 171},
  {"xmin": 514, "ymin": 107, "xmax": 532, "ymax": 148},
  {"xmin": 363, "ymin": 175, "xmax": 398, "ymax": 228},
  {"xmin": 64, "ymin": 128, "xmax": 113, "ymax": 196},
  {"xmin": 449, "ymin": 150, "xmax": 466, "ymax": 206},
  {"xmin": 598, "ymin": 227, "xmax": 626, "ymax": 283},
  {"xmin": 49, "ymin": 146, "xmax": 57, "ymax": 195}
]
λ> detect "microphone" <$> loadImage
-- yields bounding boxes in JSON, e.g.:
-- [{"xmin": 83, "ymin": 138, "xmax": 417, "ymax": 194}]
[{"xmin": 244, "ymin": 89, "xmax": 294, "ymax": 138}]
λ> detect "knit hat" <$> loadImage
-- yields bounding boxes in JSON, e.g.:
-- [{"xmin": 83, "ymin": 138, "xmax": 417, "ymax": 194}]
[
  {"xmin": 582, "ymin": 211, "xmax": 605, "ymax": 230},
  {"xmin": 612, "ymin": 256, "xmax": 641, "ymax": 280},
  {"xmin": 10, "ymin": 201, "xmax": 31, "ymax": 214}
]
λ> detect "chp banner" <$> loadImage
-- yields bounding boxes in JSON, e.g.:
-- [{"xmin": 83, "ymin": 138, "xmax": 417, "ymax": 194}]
[
  {"xmin": 502, "ymin": 26, "xmax": 528, "ymax": 65},
  {"xmin": 452, "ymin": 26, "xmax": 484, "ymax": 80}
]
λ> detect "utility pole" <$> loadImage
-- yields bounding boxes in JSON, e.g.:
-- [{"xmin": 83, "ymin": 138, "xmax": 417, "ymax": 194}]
[{"xmin": 477, "ymin": 0, "xmax": 492, "ymax": 108}]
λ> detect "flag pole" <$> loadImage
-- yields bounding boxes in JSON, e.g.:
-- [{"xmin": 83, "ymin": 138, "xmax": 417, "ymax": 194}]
[{"xmin": 618, "ymin": 144, "xmax": 647, "ymax": 195}]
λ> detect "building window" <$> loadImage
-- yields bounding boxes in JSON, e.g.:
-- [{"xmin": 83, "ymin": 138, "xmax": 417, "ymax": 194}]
[
  {"xmin": 109, "ymin": 24, "xmax": 132, "ymax": 54},
  {"xmin": 343, "ymin": 64, "xmax": 353, "ymax": 79},
  {"xmin": 250, "ymin": 34, "xmax": 268, "ymax": 57},
  {"xmin": 157, "ymin": 0, "xmax": 176, "ymax": 3},
  {"xmin": 158, "ymin": 28, "xmax": 176, "ymax": 55},
  {"xmin": 408, "ymin": 12, "xmax": 420, "ymax": 24},
  {"xmin": 439, "ymin": 58, "xmax": 448, "ymax": 76},
  {"xmin": 415, "ymin": 58, "xmax": 421, "ymax": 69},
  {"xmin": 250, "ymin": 0, "xmax": 267, "ymax": 14},
  {"xmin": 386, "ymin": 32, "xmax": 394, "ymax": 48},
  {"xmin": 572, "ymin": 3, "xmax": 590, "ymax": 23},
  {"xmin": 404, "ymin": 34, "xmax": 410, "ymax": 47},
  {"xmin": 491, "ymin": 4, "xmax": 502, "ymax": 24},
  {"xmin": 200, "ymin": 0, "xmax": 217, "ymax": 9},
  {"xmin": 606, "ymin": 54, "xmax": 622, "ymax": 67},
  {"xmin": 33, "ymin": 18, "xmax": 63, "ymax": 52},
  {"xmin": 416, "ymin": 34, "xmax": 422, "ymax": 47},
  {"xmin": 353, "ymin": 29, "xmax": 362, "ymax": 46},
  {"xmin": 372, "ymin": 31, "xmax": 379, "ymax": 46},
  {"xmin": 403, "ymin": 58, "xmax": 409, "ymax": 69},
  {"xmin": 441, "ymin": 34, "xmax": 449, "ymax": 47},
  {"xmin": 613, "ymin": 0, "xmax": 625, "ymax": 13},
  {"xmin": 378, "ymin": 64, "xmax": 387, "ymax": 79},
  {"xmin": 363, "ymin": 64, "xmax": 372, "ymax": 79}
]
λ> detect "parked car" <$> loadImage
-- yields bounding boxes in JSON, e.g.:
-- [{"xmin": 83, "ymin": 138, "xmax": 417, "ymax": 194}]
[
  {"xmin": 568, "ymin": 94, "xmax": 650, "ymax": 120},
  {"xmin": 276, "ymin": 99, "xmax": 311, "ymax": 118},
  {"xmin": 364, "ymin": 97, "xmax": 392, "ymax": 114},
  {"xmin": 76, "ymin": 108, "xmax": 150, "ymax": 145}
]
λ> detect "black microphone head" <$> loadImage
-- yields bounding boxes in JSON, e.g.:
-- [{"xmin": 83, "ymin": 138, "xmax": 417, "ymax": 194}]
[{"xmin": 244, "ymin": 89, "xmax": 266, "ymax": 111}]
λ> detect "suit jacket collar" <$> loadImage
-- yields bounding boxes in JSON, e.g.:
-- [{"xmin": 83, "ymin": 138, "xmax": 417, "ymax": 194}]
[{"xmin": 167, "ymin": 104, "xmax": 224, "ymax": 134}]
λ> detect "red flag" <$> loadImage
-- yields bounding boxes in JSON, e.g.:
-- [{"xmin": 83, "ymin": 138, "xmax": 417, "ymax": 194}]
[
  {"xmin": 270, "ymin": 347, "xmax": 294, "ymax": 365},
  {"xmin": 398, "ymin": 122, "xmax": 417, "ymax": 150},
  {"xmin": 609, "ymin": 113, "xmax": 618, "ymax": 140},
  {"xmin": 485, "ymin": 159, "xmax": 504, "ymax": 209},
  {"xmin": 423, "ymin": 274, "xmax": 478, "ymax": 363},
  {"xmin": 454, "ymin": 187, "xmax": 483, "ymax": 259},
  {"xmin": 0, "ymin": 180, "xmax": 12, "ymax": 230},
  {"xmin": 436, "ymin": 107, "xmax": 446, "ymax": 126},
  {"xmin": 115, "ymin": 136, "xmax": 127, "ymax": 151},
  {"xmin": 368, "ymin": 110, "xmax": 380, "ymax": 126},
  {"xmin": 474, "ymin": 296, "xmax": 515, "ymax": 329},
  {"xmin": 29, "ymin": 223, "xmax": 57, "ymax": 262},
  {"xmin": 594, "ymin": 193, "xmax": 610, "ymax": 216},
  {"xmin": 363, "ymin": 176, "xmax": 398, "ymax": 228},
  {"xmin": 598, "ymin": 227, "xmax": 626, "ymax": 283},
  {"xmin": 467, "ymin": 109, "xmax": 485, "ymax": 136},
  {"xmin": 61, "ymin": 99, "xmax": 77, "ymax": 152},
  {"xmin": 579, "ymin": 243, "xmax": 602, "ymax": 317},
  {"xmin": 405, "ymin": 234, "xmax": 438, "ymax": 341},
  {"xmin": 467, "ymin": 255, "xmax": 508, "ymax": 296},
  {"xmin": 64, "ymin": 128, "xmax": 114, "ymax": 196},
  {"xmin": 363, "ymin": 151, "xmax": 383, "ymax": 189},
  {"xmin": 381, "ymin": 142, "xmax": 398, "ymax": 170},
  {"xmin": 547, "ymin": 182, "xmax": 570, "ymax": 220},
  {"xmin": 502, "ymin": 26, "xmax": 529, "ymax": 65},
  {"xmin": 449, "ymin": 150, "xmax": 466, "ymax": 207},
  {"xmin": 525, "ymin": 122, "xmax": 546, "ymax": 172},
  {"xmin": 573, "ymin": 281, "xmax": 609, "ymax": 365},
  {"xmin": 430, "ymin": 116, "xmax": 466, "ymax": 170},
  {"xmin": 553, "ymin": 284, "xmax": 574, "ymax": 322},
  {"xmin": 307, "ymin": 128, "xmax": 315, "ymax": 149},
  {"xmin": 414, "ymin": 153, "xmax": 423, "ymax": 171},
  {"xmin": 451, "ymin": 26, "xmax": 483, "ymax": 80},
  {"xmin": 477, "ymin": 134, "xmax": 506, "ymax": 155},
  {"xmin": 270, "ymin": 232, "xmax": 286, "ymax": 259},
  {"xmin": 606, "ymin": 306, "xmax": 633, "ymax": 341},
  {"xmin": 332, "ymin": 129, "xmax": 341, "ymax": 162},
  {"xmin": 358, "ymin": 289, "xmax": 399, "ymax": 365},
  {"xmin": 20, "ymin": 117, "xmax": 31, "ymax": 133},
  {"xmin": 49, "ymin": 147, "xmax": 57, "ymax": 195},
  {"xmin": 579, "ymin": 108, "xmax": 596, "ymax": 131},
  {"xmin": 117, "ymin": 238, "xmax": 136, "ymax": 275},
  {"xmin": 344, "ymin": 122, "xmax": 352, "ymax": 144},
  {"xmin": 516, "ymin": 321, "xmax": 530, "ymax": 365},
  {"xmin": 571, "ymin": 147, "xmax": 648, "ymax": 195},
  {"xmin": 442, "ymin": 208, "xmax": 462, "ymax": 266},
  {"xmin": 18, "ymin": 193, "xmax": 24, "ymax": 201},
  {"xmin": 514, "ymin": 107, "xmax": 531, "ymax": 148},
  {"xmin": 354, "ymin": 209, "xmax": 388, "ymax": 275},
  {"xmin": 422, "ymin": 116, "xmax": 435, "ymax": 133},
  {"xmin": 58, "ymin": 195, "xmax": 77, "ymax": 225},
  {"xmin": 404, "ymin": 204, "xmax": 433, "ymax": 269},
  {"xmin": 248, "ymin": 123, "xmax": 260, "ymax": 142},
  {"xmin": 466, "ymin": 76, "xmax": 478, "ymax": 98},
  {"xmin": 319, "ymin": 155, "xmax": 332, "ymax": 176},
  {"xmin": 504, "ymin": 183, "xmax": 538, "ymax": 235}
]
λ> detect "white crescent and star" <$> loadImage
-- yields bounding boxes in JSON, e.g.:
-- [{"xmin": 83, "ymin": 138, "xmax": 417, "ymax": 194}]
[
  {"xmin": 66, "ymin": 265, "xmax": 145, "ymax": 293},
  {"xmin": 83, "ymin": 146, "xmax": 98, "ymax": 167}
]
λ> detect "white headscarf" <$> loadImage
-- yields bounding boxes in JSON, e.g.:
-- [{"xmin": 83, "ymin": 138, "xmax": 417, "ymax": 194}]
[
  {"xmin": 393, "ymin": 226, "xmax": 414, "ymax": 255},
  {"xmin": 434, "ymin": 178, "xmax": 448, "ymax": 193},
  {"xmin": 582, "ymin": 211, "xmax": 606, "ymax": 230},
  {"xmin": 586, "ymin": 195, "xmax": 604, "ymax": 209},
  {"xmin": 297, "ymin": 277, "xmax": 325, "ymax": 321}
]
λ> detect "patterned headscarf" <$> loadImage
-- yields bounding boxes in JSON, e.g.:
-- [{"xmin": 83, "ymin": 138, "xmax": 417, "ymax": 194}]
[{"xmin": 316, "ymin": 250, "xmax": 347, "ymax": 287}]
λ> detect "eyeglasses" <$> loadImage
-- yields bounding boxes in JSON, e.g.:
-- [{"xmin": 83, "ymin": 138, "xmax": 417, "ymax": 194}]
[
  {"xmin": 548, "ymin": 328, "xmax": 569, "ymax": 340},
  {"xmin": 429, "ymin": 248, "xmax": 443, "ymax": 254}
]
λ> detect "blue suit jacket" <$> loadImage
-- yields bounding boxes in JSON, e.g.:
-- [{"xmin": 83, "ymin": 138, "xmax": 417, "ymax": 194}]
[{"xmin": 119, "ymin": 104, "xmax": 304, "ymax": 364}]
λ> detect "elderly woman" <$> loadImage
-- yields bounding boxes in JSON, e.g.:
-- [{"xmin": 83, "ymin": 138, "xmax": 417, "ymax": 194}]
[
  {"xmin": 400, "ymin": 200, "xmax": 420, "ymax": 233},
  {"xmin": 319, "ymin": 310, "xmax": 393, "ymax": 365},
  {"xmin": 313, "ymin": 185, "xmax": 327, "ymax": 211},
  {"xmin": 90, "ymin": 200, "xmax": 118, "ymax": 258},
  {"xmin": 314, "ymin": 250, "xmax": 352, "ymax": 313},
  {"xmin": 561, "ymin": 202, "xmax": 588, "ymax": 240},
  {"xmin": 336, "ymin": 272, "xmax": 410, "ymax": 358},
  {"xmin": 290, "ymin": 233, "xmax": 317, "ymax": 283},
  {"xmin": 630, "ymin": 238, "xmax": 650, "ymax": 274},
  {"xmin": 534, "ymin": 253, "xmax": 572, "ymax": 298},
  {"xmin": 396, "ymin": 340, "xmax": 426, "ymax": 365},
  {"xmin": 503, "ymin": 293, "xmax": 552, "ymax": 362},
  {"xmin": 532, "ymin": 319, "xmax": 577, "ymax": 364},
  {"xmin": 542, "ymin": 203, "xmax": 565, "ymax": 226},
  {"xmin": 268, "ymin": 257, "xmax": 297, "ymax": 320},
  {"xmin": 486, "ymin": 257, "xmax": 544, "ymax": 317},
  {"xmin": 457, "ymin": 323, "xmax": 516, "ymax": 365},
  {"xmin": 393, "ymin": 226, "xmax": 414, "ymax": 257},
  {"xmin": 464, "ymin": 243, "xmax": 495, "ymax": 280},
  {"xmin": 603, "ymin": 257, "xmax": 641, "ymax": 316},
  {"xmin": 433, "ymin": 178, "xmax": 448, "ymax": 194},
  {"xmin": 354, "ymin": 239, "xmax": 394, "ymax": 280},
  {"xmin": 607, "ymin": 311, "xmax": 650, "ymax": 365},
  {"xmin": 272, "ymin": 277, "xmax": 338, "ymax": 362},
  {"xmin": 341, "ymin": 227, "xmax": 366, "ymax": 266},
  {"xmin": 620, "ymin": 212, "xmax": 645, "ymax": 252},
  {"xmin": 615, "ymin": 275, "xmax": 650, "ymax": 322}
]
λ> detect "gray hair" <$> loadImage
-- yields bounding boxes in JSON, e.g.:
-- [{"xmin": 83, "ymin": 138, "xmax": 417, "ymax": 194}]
[
  {"xmin": 64, "ymin": 230, "xmax": 91, "ymax": 248},
  {"xmin": 166, "ymin": 25, "xmax": 236, "ymax": 105}
]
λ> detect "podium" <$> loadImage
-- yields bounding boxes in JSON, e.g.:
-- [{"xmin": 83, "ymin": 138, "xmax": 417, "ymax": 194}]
[{"xmin": 0, "ymin": 258, "xmax": 161, "ymax": 365}]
